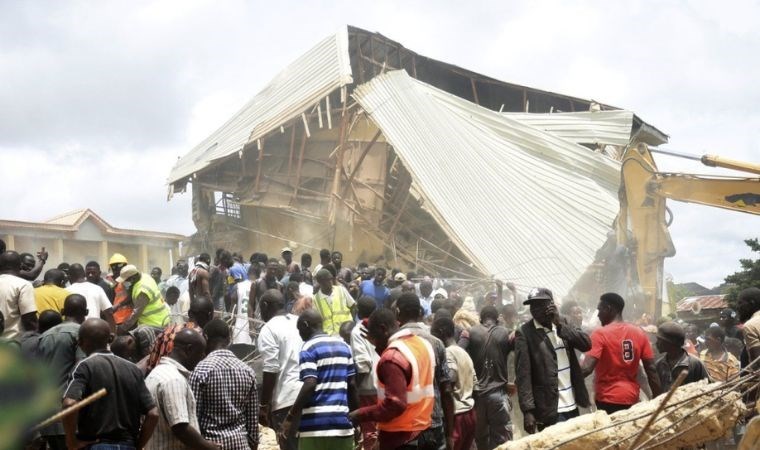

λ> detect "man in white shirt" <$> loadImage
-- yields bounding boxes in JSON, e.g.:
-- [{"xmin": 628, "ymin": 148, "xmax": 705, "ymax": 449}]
[
  {"xmin": 66, "ymin": 263, "xmax": 115, "ymax": 331},
  {"xmin": 0, "ymin": 251, "xmax": 38, "ymax": 340},
  {"xmin": 257, "ymin": 289, "xmax": 303, "ymax": 450}
]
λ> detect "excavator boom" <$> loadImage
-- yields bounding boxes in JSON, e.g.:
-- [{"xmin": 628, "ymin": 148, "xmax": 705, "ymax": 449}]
[{"xmin": 618, "ymin": 144, "xmax": 760, "ymax": 317}]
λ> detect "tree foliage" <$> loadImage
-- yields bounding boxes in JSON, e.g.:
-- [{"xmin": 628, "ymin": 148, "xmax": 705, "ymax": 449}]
[
  {"xmin": 667, "ymin": 281, "xmax": 694, "ymax": 307},
  {"xmin": 725, "ymin": 238, "xmax": 760, "ymax": 307}
]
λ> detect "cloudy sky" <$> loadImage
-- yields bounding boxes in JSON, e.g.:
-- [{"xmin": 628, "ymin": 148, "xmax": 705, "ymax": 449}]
[{"xmin": 1, "ymin": 0, "xmax": 758, "ymax": 287}]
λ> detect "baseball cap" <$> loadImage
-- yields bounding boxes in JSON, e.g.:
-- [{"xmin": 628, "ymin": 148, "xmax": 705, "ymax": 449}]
[
  {"xmin": 116, "ymin": 264, "xmax": 139, "ymax": 283},
  {"xmin": 281, "ymin": 247, "xmax": 293, "ymax": 254},
  {"xmin": 524, "ymin": 287, "xmax": 553, "ymax": 305},
  {"xmin": 394, "ymin": 272, "xmax": 407, "ymax": 282}
]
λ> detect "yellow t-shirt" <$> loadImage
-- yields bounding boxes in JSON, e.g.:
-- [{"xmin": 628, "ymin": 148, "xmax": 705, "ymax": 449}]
[{"xmin": 34, "ymin": 284, "xmax": 68, "ymax": 315}]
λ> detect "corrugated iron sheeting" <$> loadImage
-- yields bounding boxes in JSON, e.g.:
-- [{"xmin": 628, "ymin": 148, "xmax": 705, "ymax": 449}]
[
  {"xmin": 354, "ymin": 70, "xmax": 621, "ymax": 297},
  {"xmin": 503, "ymin": 111, "xmax": 635, "ymax": 147},
  {"xmin": 168, "ymin": 27, "xmax": 353, "ymax": 184},
  {"xmin": 677, "ymin": 295, "xmax": 727, "ymax": 312}
]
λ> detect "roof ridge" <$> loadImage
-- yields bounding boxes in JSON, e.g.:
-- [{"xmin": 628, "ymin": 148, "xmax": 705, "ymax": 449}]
[{"xmin": 44, "ymin": 208, "xmax": 89, "ymax": 223}]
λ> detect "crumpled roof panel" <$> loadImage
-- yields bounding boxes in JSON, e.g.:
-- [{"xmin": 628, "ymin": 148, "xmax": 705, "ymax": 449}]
[
  {"xmin": 354, "ymin": 70, "xmax": 621, "ymax": 297},
  {"xmin": 503, "ymin": 110, "xmax": 636, "ymax": 147},
  {"xmin": 168, "ymin": 27, "xmax": 353, "ymax": 184}
]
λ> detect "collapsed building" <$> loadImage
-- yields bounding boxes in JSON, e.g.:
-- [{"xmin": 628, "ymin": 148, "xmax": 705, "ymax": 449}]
[{"xmin": 167, "ymin": 25, "xmax": 668, "ymax": 300}]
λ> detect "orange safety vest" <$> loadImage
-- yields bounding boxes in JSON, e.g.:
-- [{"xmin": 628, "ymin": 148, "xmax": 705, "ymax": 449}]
[
  {"xmin": 376, "ymin": 330, "xmax": 436, "ymax": 432},
  {"xmin": 112, "ymin": 282, "xmax": 133, "ymax": 325}
]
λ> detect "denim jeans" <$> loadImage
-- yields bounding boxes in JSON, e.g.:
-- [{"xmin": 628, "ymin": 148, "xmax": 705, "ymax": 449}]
[{"xmin": 88, "ymin": 444, "xmax": 135, "ymax": 450}]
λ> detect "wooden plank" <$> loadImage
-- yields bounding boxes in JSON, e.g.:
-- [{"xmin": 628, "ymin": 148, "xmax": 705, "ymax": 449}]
[
  {"xmin": 254, "ymin": 138, "xmax": 265, "ymax": 192},
  {"xmin": 388, "ymin": 189, "xmax": 412, "ymax": 237},
  {"xmin": 287, "ymin": 125, "xmax": 296, "ymax": 178},
  {"xmin": 328, "ymin": 107, "xmax": 350, "ymax": 225},
  {"xmin": 292, "ymin": 127, "xmax": 308, "ymax": 198},
  {"xmin": 357, "ymin": 54, "xmax": 398, "ymax": 72},
  {"xmin": 470, "ymin": 78, "xmax": 480, "ymax": 105},
  {"xmin": 369, "ymin": 36, "xmax": 375, "ymax": 77},
  {"xmin": 345, "ymin": 130, "xmax": 382, "ymax": 189},
  {"xmin": 356, "ymin": 33, "xmax": 367, "ymax": 84}
]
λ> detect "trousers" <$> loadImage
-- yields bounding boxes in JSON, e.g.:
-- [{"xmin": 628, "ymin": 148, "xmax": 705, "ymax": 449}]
[{"xmin": 474, "ymin": 388, "xmax": 512, "ymax": 450}]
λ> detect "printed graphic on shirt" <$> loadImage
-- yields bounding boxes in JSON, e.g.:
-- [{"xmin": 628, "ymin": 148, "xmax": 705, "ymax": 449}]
[{"xmin": 622, "ymin": 339, "xmax": 634, "ymax": 362}]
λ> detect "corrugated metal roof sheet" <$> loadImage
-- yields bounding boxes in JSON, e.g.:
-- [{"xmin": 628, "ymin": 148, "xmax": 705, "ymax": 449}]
[
  {"xmin": 168, "ymin": 27, "xmax": 353, "ymax": 184},
  {"xmin": 677, "ymin": 295, "xmax": 727, "ymax": 312},
  {"xmin": 503, "ymin": 110, "xmax": 635, "ymax": 147},
  {"xmin": 353, "ymin": 70, "xmax": 621, "ymax": 297}
]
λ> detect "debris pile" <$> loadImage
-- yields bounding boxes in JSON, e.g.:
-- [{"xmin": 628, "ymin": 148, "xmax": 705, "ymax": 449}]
[{"xmin": 500, "ymin": 379, "xmax": 746, "ymax": 450}]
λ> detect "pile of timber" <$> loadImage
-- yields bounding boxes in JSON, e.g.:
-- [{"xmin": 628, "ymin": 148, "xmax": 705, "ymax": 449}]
[{"xmin": 499, "ymin": 379, "xmax": 747, "ymax": 450}]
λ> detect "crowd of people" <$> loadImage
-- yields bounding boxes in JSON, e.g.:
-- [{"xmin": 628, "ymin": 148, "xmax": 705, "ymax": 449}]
[{"xmin": 1, "ymin": 238, "xmax": 760, "ymax": 450}]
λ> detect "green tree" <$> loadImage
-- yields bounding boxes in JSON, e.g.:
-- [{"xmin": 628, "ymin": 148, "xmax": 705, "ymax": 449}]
[{"xmin": 725, "ymin": 238, "xmax": 760, "ymax": 307}]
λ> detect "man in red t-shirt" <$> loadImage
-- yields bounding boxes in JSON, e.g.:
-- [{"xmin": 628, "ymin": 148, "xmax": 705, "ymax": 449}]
[{"xmin": 582, "ymin": 293, "xmax": 662, "ymax": 414}]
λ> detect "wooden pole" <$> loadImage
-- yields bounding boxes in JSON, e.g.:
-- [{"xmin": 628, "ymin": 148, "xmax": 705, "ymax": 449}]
[
  {"xmin": 329, "ymin": 108, "xmax": 350, "ymax": 226},
  {"xmin": 343, "ymin": 130, "xmax": 381, "ymax": 192},
  {"xmin": 470, "ymin": 78, "xmax": 480, "ymax": 105},
  {"xmin": 287, "ymin": 125, "xmax": 296, "ymax": 178},
  {"xmin": 254, "ymin": 138, "xmax": 265, "ymax": 193},
  {"xmin": 293, "ymin": 127, "xmax": 308, "ymax": 198},
  {"xmin": 388, "ymin": 189, "xmax": 411, "ymax": 237},
  {"xmin": 626, "ymin": 370, "xmax": 688, "ymax": 450},
  {"xmin": 33, "ymin": 388, "xmax": 107, "ymax": 432}
]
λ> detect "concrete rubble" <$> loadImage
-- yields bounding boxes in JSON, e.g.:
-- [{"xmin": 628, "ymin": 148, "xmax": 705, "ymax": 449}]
[{"xmin": 500, "ymin": 380, "xmax": 746, "ymax": 450}]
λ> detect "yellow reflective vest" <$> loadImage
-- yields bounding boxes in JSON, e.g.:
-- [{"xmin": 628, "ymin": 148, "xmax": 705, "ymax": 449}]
[
  {"xmin": 314, "ymin": 285, "xmax": 353, "ymax": 336},
  {"xmin": 131, "ymin": 275, "xmax": 169, "ymax": 328}
]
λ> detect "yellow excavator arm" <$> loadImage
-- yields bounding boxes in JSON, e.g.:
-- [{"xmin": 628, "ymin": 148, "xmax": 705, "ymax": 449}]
[{"xmin": 617, "ymin": 143, "xmax": 760, "ymax": 317}]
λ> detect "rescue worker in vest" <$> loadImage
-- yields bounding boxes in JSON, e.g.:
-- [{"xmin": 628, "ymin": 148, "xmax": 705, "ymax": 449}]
[
  {"xmin": 350, "ymin": 307, "xmax": 436, "ymax": 450},
  {"xmin": 108, "ymin": 253, "xmax": 134, "ymax": 326},
  {"xmin": 115, "ymin": 264, "xmax": 170, "ymax": 334},
  {"xmin": 313, "ymin": 269, "xmax": 355, "ymax": 336}
]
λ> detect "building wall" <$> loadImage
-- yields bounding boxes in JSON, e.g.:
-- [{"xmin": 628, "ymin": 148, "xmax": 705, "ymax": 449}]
[{"xmin": 240, "ymin": 206, "xmax": 389, "ymax": 267}]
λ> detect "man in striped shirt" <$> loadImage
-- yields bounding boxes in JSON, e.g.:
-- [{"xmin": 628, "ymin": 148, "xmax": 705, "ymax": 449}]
[
  {"xmin": 515, "ymin": 288, "xmax": 591, "ymax": 433},
  {"xmin": 281, "ymin": 309, "xmax": 359, "ymax": 450}
]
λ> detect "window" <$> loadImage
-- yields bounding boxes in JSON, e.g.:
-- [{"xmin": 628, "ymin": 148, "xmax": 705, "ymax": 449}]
[{"xmin": 214, "ymin": 192, "xmax": 241, "ymax": 219}]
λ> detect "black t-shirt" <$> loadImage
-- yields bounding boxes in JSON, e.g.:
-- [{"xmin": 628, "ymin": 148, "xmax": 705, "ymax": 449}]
[
  {"xmin": 63, "ymin": 351, "xmax": 155, "ymax": 443},
  {"xmin": 466, "ymin": 323, "xmax": 512, "ymax": 393},
  {"xmin": 96, "ymin": 279, "xmax": 115, "ymax": 304}
]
